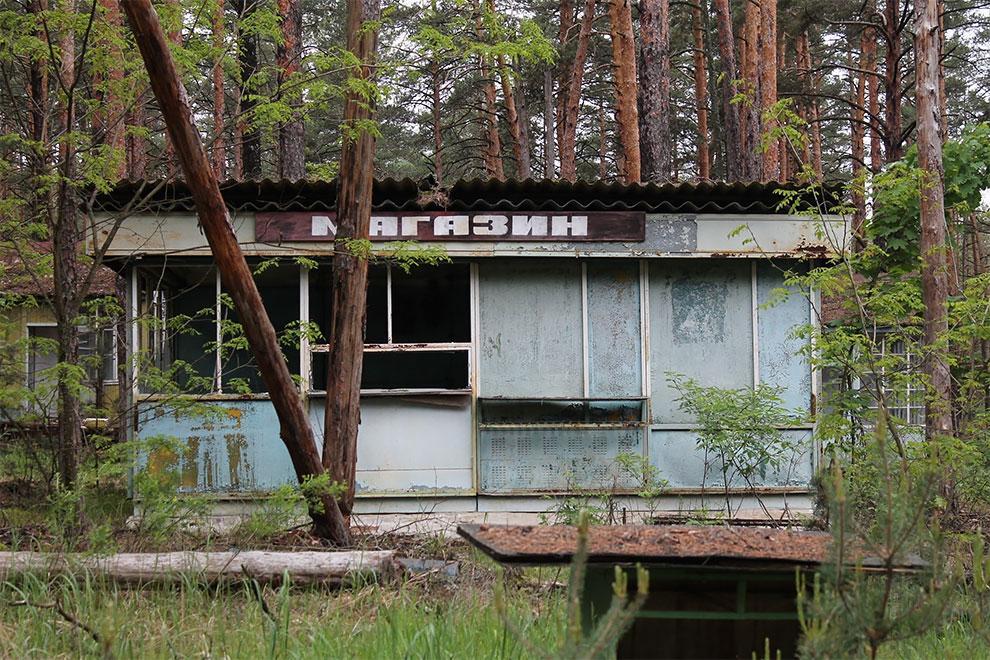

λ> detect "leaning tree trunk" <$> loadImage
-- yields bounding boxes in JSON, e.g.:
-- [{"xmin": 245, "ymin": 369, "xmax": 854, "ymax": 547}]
[
  {"xmin": 712, "ymin": 0, "xmax": 742, "ymax": 181},
  {"xmin": 277, "ymin": 0, "xmax": 305, "ymax": 180},
  {"xmin": 323, "ymin": 0, "xmax": 381, "ymax": 517},
  {"xmin": 607, "ymin": 0, "xmax": 640, "ymax": 183},
  {"xmin": 638, "ymin": 0, "xmax": 671, "ymax": 182},
  {"xmin": 914, "ymin": 0, "xmax": 954, "ymax": 448},
  {"xmin": 121, "ymin": 0, "xmax": 351, "ymax": 545}
]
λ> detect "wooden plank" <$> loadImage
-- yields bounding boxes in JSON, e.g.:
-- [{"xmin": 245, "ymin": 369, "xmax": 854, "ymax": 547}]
[{"xmin": 0, "ymin": 551, "xmax": 395, "ymax": 585}]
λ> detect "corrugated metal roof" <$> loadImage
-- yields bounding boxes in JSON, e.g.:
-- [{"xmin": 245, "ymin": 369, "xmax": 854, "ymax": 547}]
[{"xmin": 94, "ymin": 177, "xmax": 842, "ymax": 215}]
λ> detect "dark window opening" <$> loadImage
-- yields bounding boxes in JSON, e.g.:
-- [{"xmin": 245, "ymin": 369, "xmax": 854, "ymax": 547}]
[
  {"xmin": 311, "ymin": 350, "xmax": 469, "ymax": 391},
  {"xmin": 391, "ymin": 263, "xmax": 470, "ymax": 343}
]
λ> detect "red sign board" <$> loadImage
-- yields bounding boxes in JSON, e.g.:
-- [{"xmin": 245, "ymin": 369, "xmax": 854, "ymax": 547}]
[{"xmin": 255, "ymin": 211, "xmax": 645, "ymax": 243}]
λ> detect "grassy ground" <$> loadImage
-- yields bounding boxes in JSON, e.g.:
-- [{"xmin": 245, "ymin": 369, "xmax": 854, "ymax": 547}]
[{"xmin": 0, "ymin": 554, "xmax": 566, "ymax": 659}]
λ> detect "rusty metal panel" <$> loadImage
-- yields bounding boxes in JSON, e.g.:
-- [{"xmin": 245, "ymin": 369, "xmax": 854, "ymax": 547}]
[
  {"xmin": 757, "ymin": 263, "xmax": 812, "ymax": 414},
  {"xmin": 309, "ymin": 396, "xmax": 474, "ymax": 496},
  {"xmin": 478, "ymin": 260, "xmax": 584, "ymax": 397},
  {"xmin": 136, "ymin": 400, "xmax": 295, "ymax": 492},
  {"xmin": 649, "ymin": 429, "xmax": 813, "ymax": 489},
  {"xmin": 587, "ymin": 261, "xmax": 642, "ymax": 397},
  {"xmin": 478, "ymin": 427, "xmax": 643, "ymax": 493},
  {"xmin": 648, "ymin": 260, "xmax": 754, "ymax": 423}
]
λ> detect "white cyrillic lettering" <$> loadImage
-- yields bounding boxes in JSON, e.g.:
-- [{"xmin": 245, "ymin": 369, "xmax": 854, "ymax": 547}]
[
  {"xmin": 401, "ymin": 216, "xmax": 431, "ymax": 237},
  {"xmin": 434, "ymin": 215, "xmax": 469, "ymax": 236},
  {"xmin": 551, "ymin": 215, "xmax": 588, "ymax": 237},
  {"xmin": 370, "ymin": 215, "xmax": 398, "ymax": 237},
  {"xmin": 511, "ymin": 215, "xmax": 548, "ymax": 236},
  {"xmin": 312, "ymin": 215, "xmax": 337, "ymax": 237},
  {"xmin": 472, "ymin": 214, "xmax": 509, "ymax": 236}
]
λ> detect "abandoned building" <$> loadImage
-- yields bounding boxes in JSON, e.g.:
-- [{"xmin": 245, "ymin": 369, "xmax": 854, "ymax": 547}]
[{"xmin": 93, "ymin": 178, "xmax": 847, "ymax": 516}]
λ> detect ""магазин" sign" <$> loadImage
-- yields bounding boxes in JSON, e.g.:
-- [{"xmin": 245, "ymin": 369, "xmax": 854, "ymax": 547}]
[{"xmin": 255, "ymin": 211, "xmax": 645, "ymax": 243}]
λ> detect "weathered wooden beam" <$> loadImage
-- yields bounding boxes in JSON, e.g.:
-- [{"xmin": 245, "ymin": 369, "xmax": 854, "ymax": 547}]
[
  {"xmin": 119, "ymin": 0, "xmax": 350, "ymax": 544},
  {"xmin": 0, "ymin": 551, "xmax": 394, "ymax": 585}
]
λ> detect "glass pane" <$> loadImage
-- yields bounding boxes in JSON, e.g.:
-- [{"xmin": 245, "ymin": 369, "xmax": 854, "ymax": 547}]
[
  {"xmin": 311, "ymin": 350, "xmax": 469, "ymax": 391},
  {"xmin": 391, "ymin": 263, "xmax": 470, "ymax": 343}
]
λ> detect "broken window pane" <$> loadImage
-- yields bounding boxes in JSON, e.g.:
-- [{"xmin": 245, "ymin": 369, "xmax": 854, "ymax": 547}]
[
  {"xmin": 391, "ymin": 263, "xmax": 470, "ymax": 343},
  {"xmin": 221, "ymin": 260, "xmax": 300, "ymax": 393}
]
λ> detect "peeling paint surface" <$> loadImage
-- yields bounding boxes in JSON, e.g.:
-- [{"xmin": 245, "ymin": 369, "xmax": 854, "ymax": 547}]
[
  {"xmin": 757, "ymin": 263, "xmax": 812, "ymax": 413},
  {"xmin": 478, "ymin": 260, "xmax": 584, "ymax": 397},
  {"xmin": 136, "ymin": 401, "xmax": 295, "ymax": 492},
  {"xmin": 587, "ymin": 261, "xmax": 642, "ymax": 397},
  {"xmin": 649, "ymin": 261, "xmax": 753, "ymax": 423},
  {"xmin": 649, "ymin": 429, "xmax": 814, "ymax": 489}
]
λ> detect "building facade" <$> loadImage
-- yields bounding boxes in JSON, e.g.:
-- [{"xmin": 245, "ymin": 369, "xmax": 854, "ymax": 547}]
[{"xmin": 97, "ymin": 178, "xmax": 847, "ymax": 515}]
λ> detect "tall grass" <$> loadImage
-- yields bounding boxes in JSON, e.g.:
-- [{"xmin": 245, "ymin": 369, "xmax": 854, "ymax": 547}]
[{"xmin": 0, "ymin": 571, "xmax": 564, "ymax": 659}]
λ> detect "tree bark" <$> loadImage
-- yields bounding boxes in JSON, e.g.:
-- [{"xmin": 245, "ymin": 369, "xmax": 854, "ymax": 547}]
[
  {"xmin": 479, "ymin": 52, "xmax": 505, "ymax": 180},
  {"xmin": 740, "ymin": 0, "xmax": 760, "ymax": 179},
  {"xmin": 543, "ymin": 69, "xmax": 555, "ymax": 177},
  {"xmin": 499, "ymin": 58, "xmax": 531, "ymax": 179},
  {"xmin": 212, "ymin": 0, "xmax": 226, "ymax": 178},
  {"xmin": 277, "ymin": 0, "xmax": 305, "ymax": 180},
  {"xmin": 692, "ymin": 2, "xmax": 710, "ymax": 179},
  {"xmin": 758, "ymin": 0, "xmax": 778, "ymax": 181},
  {"xmin": 607, "ymin": 0, "xmax": 640, "ymax": 183},
  {"xmin": 883, "ymin": 0, "xmax": 903, "ymax": 161},
  {"xmin": 712, "ymin": 0, "xmax": 742, "ymax": 181},
  {"xmin": 431, "ymin": 60, "xmax": 444, "ymax": 183},
  {"xmin": 121, "ymin": 0, "xmax": 350, "ymax": 544},
  {"xmin": 864, "ymin": 23, "xmax": 882, "ymax": 172},
  {"xmin": 559, "ymin": 0, "xmax": 595, "ymax": 181},
  {"xmin": 95, "ymin": 0, "xmax": 127, "ymax": 181},
  {"xmin": 54, "ymin": 0, "xmax": 83, "ymax": 493},
  {"xmin": 638, "ymin": 0, "xmax": 671, "ymax": 182},
  {"xmin": 555, "ymin": 0, "xmax": 576, "ymax": 157},
  {"xmin": 126, "ymin": 90, "xmax": 148, "ymax": 179},
  {"xmin": 237, "ymin": 0, "xmax": 262, "ymax": 179},
  {"xmin": 28, "ymin": 0, "xmax": 49, "ymax": 215},
  {"xmin": 851, "ymin": 37, "xmax": 867, "ymax": 248},
  {"xmin": 914, "ymin": 0, "xmax": 953, "ymax": 444},
  {"xmin": 322, "ymin": 0, "xmax": 381, "ymax": 517}
]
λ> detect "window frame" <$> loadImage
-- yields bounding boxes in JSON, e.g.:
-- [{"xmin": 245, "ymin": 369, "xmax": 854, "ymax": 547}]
[{"xmin": 308, "ymin": 262, "xmax": 473, "ymax": 395}]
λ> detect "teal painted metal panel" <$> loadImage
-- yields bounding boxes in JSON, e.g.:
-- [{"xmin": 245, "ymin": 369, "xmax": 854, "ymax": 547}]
[
  {"xmin": 478, "ymin": 260, "xmax": 584, "ymax": 397},
  {"xmin": 757, "ymin": 262, "xmax": 812, "ymax": 414},
  {"xmin": 478, "ymin": 427, "xmax": 643, "ymax": 493},
  {"xmin": 649, "ymin": 260, "xmax": 754, "ymax": 423},
  {"xmin": 587, "ymin": 261, "xmax": 642, "ymax": 397},
  {"xmin": 135, "ymin": 400, "xmax": 296, "ymax": 492},
  {"xmin": 649, "ymin": 429, "xmax": 813, "ymax": 489}
]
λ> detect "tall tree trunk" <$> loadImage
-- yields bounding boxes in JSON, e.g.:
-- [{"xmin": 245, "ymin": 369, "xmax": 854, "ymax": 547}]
[
  {"xmin": 607, "ymin": 0, "xmax": 640, "ymax": 183},
  {"xmin": 499, "ymin": 58, "xmax": 531, "ymax": 179},
  {"xmin": 54, "ymin": 0, "xmax": 83, "ymax": 493},
  {"xmin": 555, "ymin": 0, "xmax": 576, "ymax": 157},
  {"xmin": 758, "ymin": 0, "xmax": 778, "ymax": 181},
  {"xmin": 431, "ymin": 61, "xmax": 444, "ymax": 183},
  {"xmin": 883, "ymin": 0, "xmax": 903, "ymax": 161},
  {"xmin": 543, "ymin": 69, "xmax": 555, "ymax": 177},
  {"xmin": 692, "ymin": 2, "xmax": 710, "ymax": 179},
  {"xmin": 559, "ymin": 0, "xmax": 596, "ymax": 181},
  {"xmin": 513, "ymin": 59, "xmax": 532, "ymax": 178},
  {"xmin": 163, "ymin": 0, "xmax": 182, "ymax": 175},
  {"xmin": 712, "ymin": 0, "xmax": 742, "ymax": 181},
  {"xmin": 851, "ymin": 38, "xmax": 867, "ymax": 248},
  {"xmin": 237, "ymin": 0, "xmax": 262, "ymax": 179},
  {"xmin": 863, "ymin": 21, "xmax": 881, "ymax": 173},
  {"xmin": 277, "ymin": 0, "xmax": 305, "ymax": 180},
  {"xmin": 212, "ymin": 0, "xmax": 226, "ymax": 178},
  {"xmin": 95, "ymin": 0, "xmax": 127, "ymax": 180},
  {"xmin": 598, "ymin": 105, "xmax": 608, "ymax": 178},
  {"xmin": 740, "ymin": 0, "xmax": 761, "ymax": 179},
  {"xmin": 914, "ymin": 0, "xmax": 953, "ymax": 446},
  {"xmin": 28, "ymin": 0, "xmax": 49, "ymax": 214},
  {"xmin": 638, "ymin": 0, "xmax": 671, "ymax": 181},
  {"xmin": 121, "ymin": 0, "xmax": 351, "ymax": 545},
  {"xmin": 479, "ymin": 53, "xmax": 504, "ymax": 179},
  {"xmin": 323, "ymin": 0, "xmax": 381, "ymax": 517}
]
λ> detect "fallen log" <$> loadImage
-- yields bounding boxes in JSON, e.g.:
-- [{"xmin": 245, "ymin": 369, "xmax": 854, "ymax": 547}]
[{"xmin": 0, "ymin": 551, "xmax": 395, "ymax": 586}]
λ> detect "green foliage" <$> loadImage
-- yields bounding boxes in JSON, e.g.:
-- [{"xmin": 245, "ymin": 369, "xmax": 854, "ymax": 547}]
[
  {"xmin": 668, "ymin": 374, "xmax": 802, "ymax": 513},
  {"xmin": 868, "ymin": 124, "xmax": 990, "ymax": 272}
]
